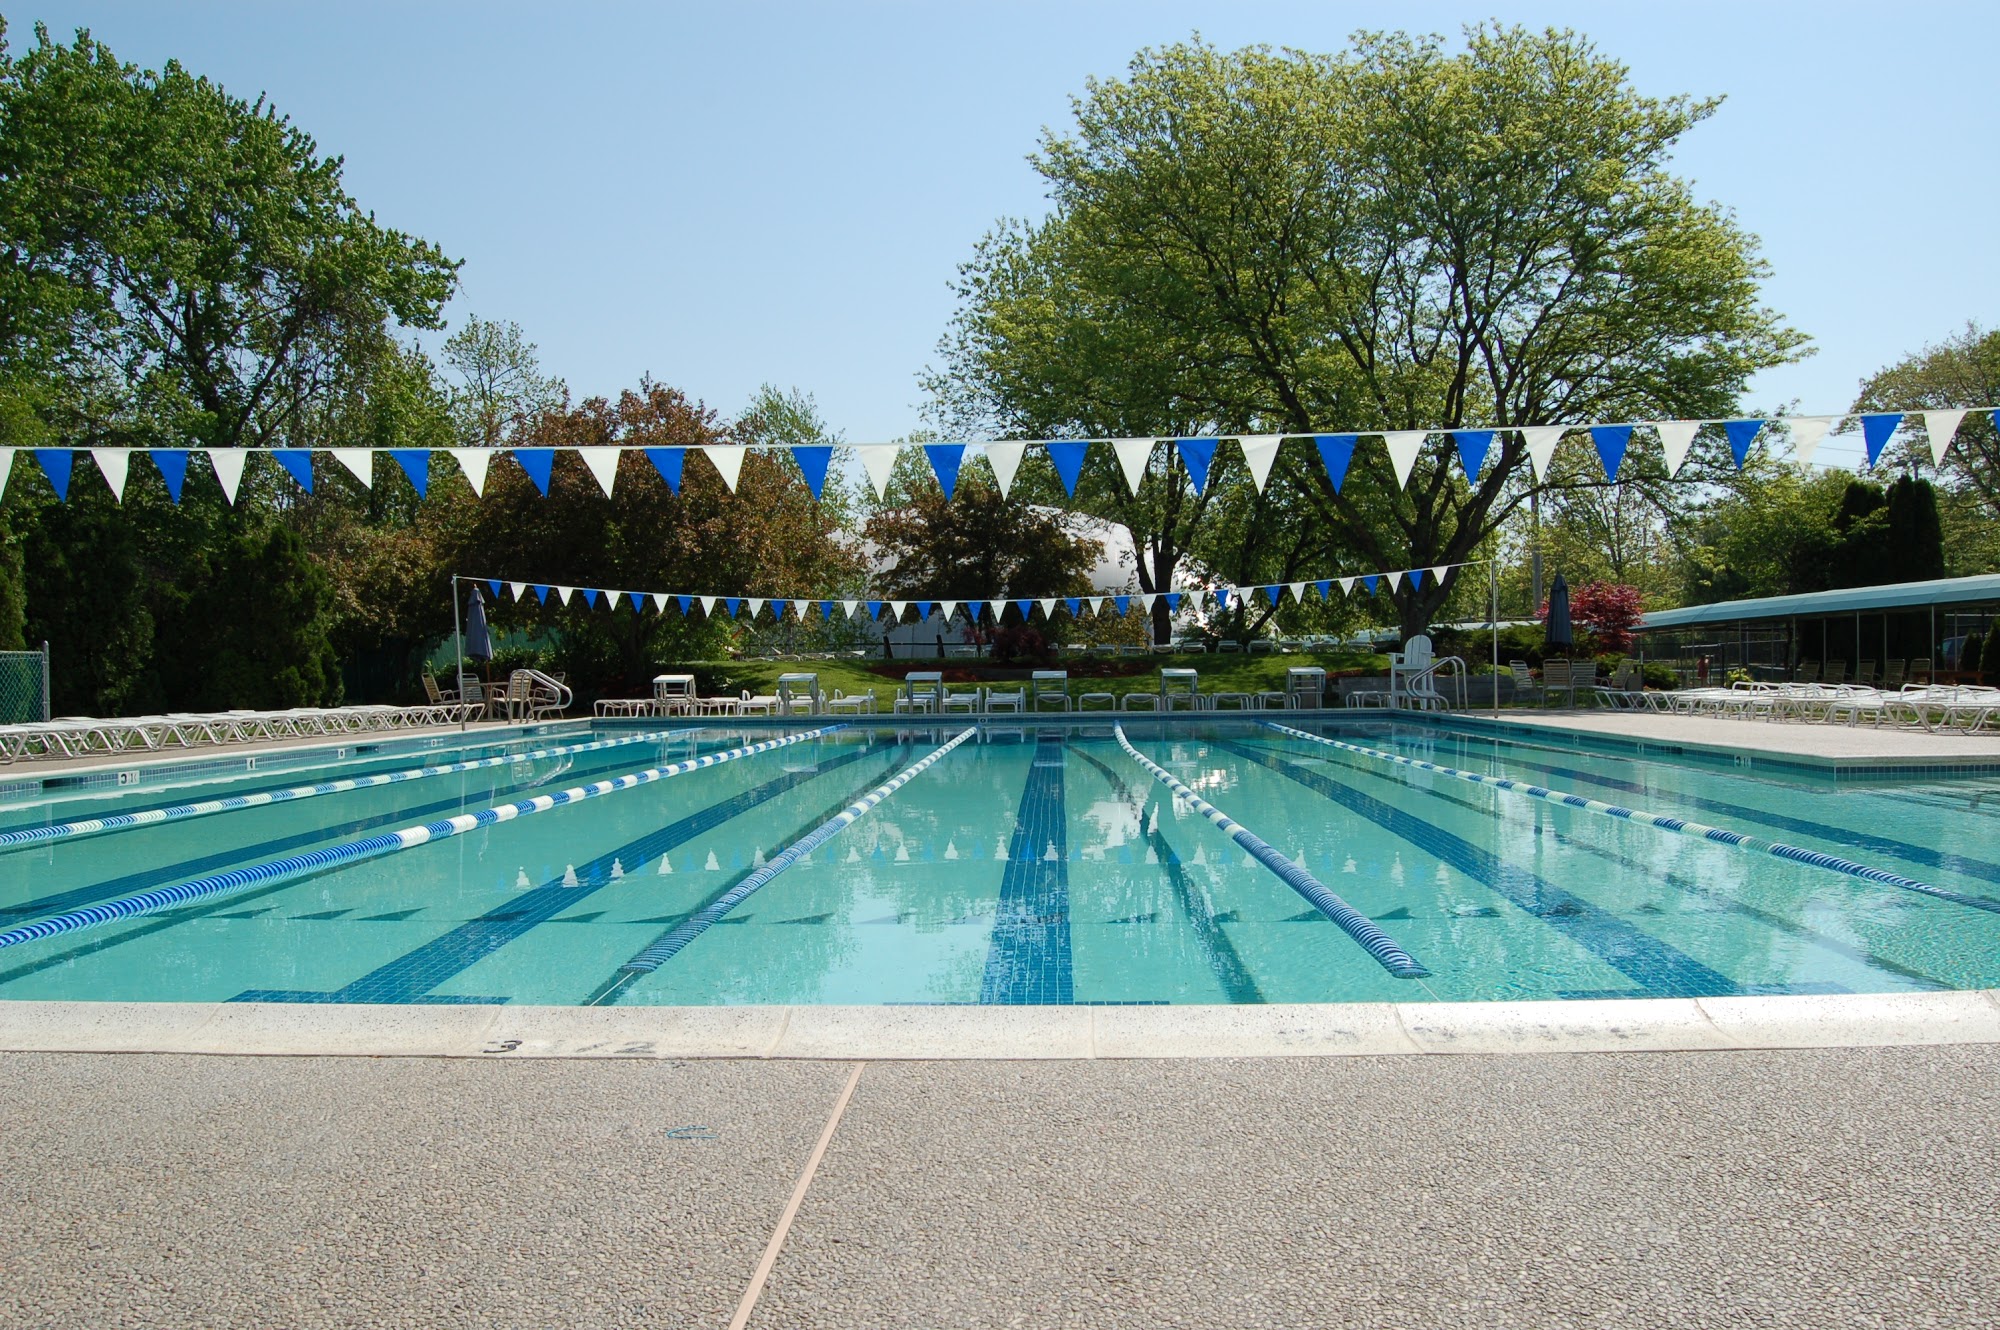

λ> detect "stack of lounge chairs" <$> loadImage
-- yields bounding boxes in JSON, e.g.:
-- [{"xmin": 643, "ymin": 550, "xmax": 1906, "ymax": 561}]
[
  {"xmin": 1640, "ymin": 681, "xmax": 2000, "ymax": 733},
  {"xmin": 0, "ymin": 700, "xmax": 493, "ymax": 764}
]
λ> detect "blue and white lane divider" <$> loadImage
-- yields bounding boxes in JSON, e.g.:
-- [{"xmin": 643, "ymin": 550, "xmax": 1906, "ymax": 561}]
[
  {"xmin": 0, "ymin": 726, "xmax": 847, "ymax": 954},
  {"xmin": 618, "ymin": 726, "xmax": 978, "ymax": 976},
  {"xmin": 1113, "ymin": 725, "xmax": 1430, "ymax": 979},
  {"xmin": 0, "ymin": 726, "xmax": 708, "ymax": 855},
  {"xmin": 1264, "ymin": 721, "xmax": 2000, "ymax": 917}
]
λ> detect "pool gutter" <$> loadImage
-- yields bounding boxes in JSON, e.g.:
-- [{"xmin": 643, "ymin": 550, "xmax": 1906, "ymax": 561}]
[{"xmin": 1, "ymin": 991, "xmax": 1995, "ymax": 1060}]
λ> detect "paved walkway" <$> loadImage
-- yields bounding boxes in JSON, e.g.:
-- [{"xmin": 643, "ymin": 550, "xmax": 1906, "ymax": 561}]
[
  {"xmin": 4, "ymin": 1046, "xmax": 1994, "ymax": 1328},
  {"xmin": 1483, "ymin": 708, "xmax": 2000, "ymax": 765}
]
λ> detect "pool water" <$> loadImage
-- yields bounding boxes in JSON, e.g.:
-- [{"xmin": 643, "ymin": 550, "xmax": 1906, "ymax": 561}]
[{"xmin": 0, "ymin": 719, "xmax": 1995, "ymax": 1006}]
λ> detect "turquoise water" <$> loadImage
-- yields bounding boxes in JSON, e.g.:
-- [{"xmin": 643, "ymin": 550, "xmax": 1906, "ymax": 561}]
[{"xmin": 0, "ymin": 719, "xmax": 1996, "ymax": 1006}]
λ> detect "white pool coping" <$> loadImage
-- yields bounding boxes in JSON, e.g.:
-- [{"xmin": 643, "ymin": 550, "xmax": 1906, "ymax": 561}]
[{"xmin": 1, "ymin": 990, "xmax": 1996, "ymax": 1060}]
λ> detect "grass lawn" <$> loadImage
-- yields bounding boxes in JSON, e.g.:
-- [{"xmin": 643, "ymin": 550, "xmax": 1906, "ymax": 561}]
[{"xmin": 673, "ymin": 649, "xmax": 1391, "ymax": 709}]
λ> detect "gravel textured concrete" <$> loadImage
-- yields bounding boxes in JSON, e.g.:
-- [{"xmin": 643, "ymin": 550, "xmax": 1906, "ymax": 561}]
[{"xmin": 4, "ymin": 1047, "xmax": 1996, "ymax": 1329}]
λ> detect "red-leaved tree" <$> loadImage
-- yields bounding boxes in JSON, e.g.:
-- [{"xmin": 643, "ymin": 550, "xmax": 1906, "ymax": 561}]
[{"xmin": 1568, "ymin": 582, "xmax": 1645, "ymax": 654}]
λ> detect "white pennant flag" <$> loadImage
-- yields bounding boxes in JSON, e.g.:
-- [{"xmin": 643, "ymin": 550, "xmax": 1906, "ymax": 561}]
[
  {"xmin": 1237, "ymin": 435, "xmax": 1283, "ymax": 492},
  {"xmin": 701, "ymin": 445, "xmax": 745, "ymax": 492},
  {"xmin": 326, "ymin": 448, "xmax": 372, "ymax": 488},
  {"xmin": 0, "ymin": 449, "xmax": 12, "ymax": 500},
  {"xmin": 1922, "ymin": 409, "xmax": 1969, "ymax": 467},
  {"xmin": 1339, "ymin": 577, "xmax": 1357, "ymax": 595},
  {"xmin": 1038, "ymin": 597, "xmax": 1057, "ymax": 617},
  {"xmin": 556, "ymin": 586, "xmax": 575, "ymax": 606},
  {"xmin": 940, "ymin": 599, "xmax": 959, "ymax": 622},
  {"xmin": 1387, "ymin": 569, "xmax": 1405, "ymax": 593},
  {"xmin": 699, "ymin": 595, "xmax": 717, "ymax": 616},
  {"xmin": 889, "ymin": 600, "xmax": 907, "ymax": 620},
  {"xmin": 747, "ymin": 597, "xmax": 765, "ymax": 618},
  {"xmin": 651, "ymin": 593, "xmax": 668, "ymax": 613},
  {"xmin": 1518, "ymin": 426, "xmax": 1567, "ymax": 482},
  {"xmin": 1786, "ymin": 416, "xmax": 1835, "ymax": 468},
  {"xmin": 208, "ymin": 449, "xmax": 248, "ymax": 504},
  {"xmin": 577, "ymin": 447, "xmax": 621, "ymax": 497},
  {"xmin": 1111, "ymin": 438, "xmax": 1154, "ymax": 494},
  {"xmin": 1430, "ymin": 565, "xmax": 1451, "ymax": 584},
  {"xmin": 1140, "ymin": 593, "xmax": 1157, "ymax": 611},
  {"xmin": 1287, "ymin": 581, "xmax": 1306, "ymax": 602},
  {"xmin": 842, "ymin": 599, "xmax": 859, "ymax": 618},
  {"xmin": 92, "ymin": 449, "xmax": 130, "ymax": 502},
  {"xmin": 507, "ymin": 582, "xmax": 527, "ymax": 600},
  {"xmin": 985, "ymin": 442, "xmax": 1027, "ymax": 497},
  {"xmin": 1381, "ymin": 431, "xmax": 1428, "ymax": 488},
  {"xmin": 856, "ymin": 445, "xmax": 900, "ymax": 499},
  {"xmin": 449, "ymin": 449, "xmax": 493, "ymax": 496},
  {"xmin": 1652, "ymin": 421, "xmax": 1701, "ymax": 477}
]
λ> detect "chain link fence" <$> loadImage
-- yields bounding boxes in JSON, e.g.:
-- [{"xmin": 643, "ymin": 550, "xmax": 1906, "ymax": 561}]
[{"xmin": 0, "ymin": 645, "xmax": 50, "ymax": 724}]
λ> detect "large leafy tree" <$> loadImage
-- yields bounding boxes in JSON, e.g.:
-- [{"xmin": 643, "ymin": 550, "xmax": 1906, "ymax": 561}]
[{"xmin": 932, "ymin": 27, "xmax": 1804, "ymax": 635}]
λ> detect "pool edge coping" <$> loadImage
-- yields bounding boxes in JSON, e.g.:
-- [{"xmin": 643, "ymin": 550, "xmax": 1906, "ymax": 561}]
[{"xmin": 1, "ymin": 990, "xmax": 1995, "ymax": 1060}]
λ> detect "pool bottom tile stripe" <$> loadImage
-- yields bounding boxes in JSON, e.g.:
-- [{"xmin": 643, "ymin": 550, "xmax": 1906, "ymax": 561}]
[
  {"xmin": 1218, "ymin": 739, "xmax": 1742, "ymax": 999},
  {"xmin": 236, "ymin": 743, "xmax": 883, "ymax": 1004},
  {"xmin": 981, "ymin": 732, "xmax": 1075, "ymax": 1004},
  {"xmin": 0, "ymin": 727, "xmax": 847, "ymax": 956},
  {"xmin": 1267, "ymin": 723, "xmax": 1999, "ymax": 917},
  {"xmin": 1116, "ymin": 727, "xmax": 1429, "ymax": 980}
]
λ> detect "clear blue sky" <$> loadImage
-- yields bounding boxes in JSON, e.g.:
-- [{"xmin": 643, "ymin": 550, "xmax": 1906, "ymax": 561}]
[{"xmin": 12, "ymin": 2, "xmax": 1998, "ymax": 470}]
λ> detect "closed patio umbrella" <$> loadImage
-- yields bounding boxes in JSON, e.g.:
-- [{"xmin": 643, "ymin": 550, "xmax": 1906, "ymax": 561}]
[
  {"xmin": 1545, "ymin": 572, "xmax": 1573, "ymax": 655},
  {"xmin": 465, "ymin": 584, "xmax": 494, "ymax": 663}
]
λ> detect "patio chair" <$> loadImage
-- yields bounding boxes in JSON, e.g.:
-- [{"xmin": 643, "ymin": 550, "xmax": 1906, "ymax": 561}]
[
  {"xmin": 1508, "ymin": 660, "xmax": 1540, "ymax": 704},
  {"xmin": 938, "ymin": 682, "xmax": 984, "ymax": 715},
  {"xmin": 1594, "ymin": 661, "xmax": 1647, "ymax": 710},
  {"xmin": 984, "ymin": 684, "xmax": 1027, "ymax": 714},
  {"xmin": 1541, "ymin": 660, "xmax": 1584, "ymax": 708},
  {"xmin": 825, "ymin": 689, "xmax": 877, "ymax": 715},
  {"xmin": 1031, "ymin": 670, "xmax": 1072, "ymax": 712}
]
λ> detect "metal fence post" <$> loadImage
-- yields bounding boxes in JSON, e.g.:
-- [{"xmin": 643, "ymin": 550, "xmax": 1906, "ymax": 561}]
[{"xmin": 40, "ymin": 641, "xmax": 50, "ymax": 722}]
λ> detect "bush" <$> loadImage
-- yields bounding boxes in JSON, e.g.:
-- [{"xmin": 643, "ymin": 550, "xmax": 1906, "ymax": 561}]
[
  {"xmin": 1963, "ymin": 633, "xmax": 1984, "ymax": 677},
  {"xmin": 1984, "ymin": 622, "xmax": 2000, "ymax": 687},
  {"xmin": 1641, "ymin": 663, "xmax": 1679, "ymax": 690}
]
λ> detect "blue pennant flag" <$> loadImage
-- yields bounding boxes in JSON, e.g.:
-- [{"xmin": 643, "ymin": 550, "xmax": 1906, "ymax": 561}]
[
  {"xmin": 791, "ymin": 446, "xmax": 834, "ymax": 499},
  {"xmin": 151, "ymin": 449, "xmax": 190, "ymax": 502},
  {"xmin": 923, "ymin": 444, "xmax": 965, "ymax": 499},
  {"xmin": 271, "ymin": 449, "xmax": 313, "ymax": 494},
  {"xmin": 1165, "ymin": 592, "xmax": 1183, "ymax": 612},
  {"xmin": 1590, "ymin": 424, "xmax": 1634, "ymax": 480},
  {"xmin": 645, "ymin": 448, "xmax": 684, "ymax": 493},
  {"xmin": 1177, "ymin": 438, "xmax": 1218, "ymax": 493},
  {"xmin": 581, "ymin": 588, "xmax": 601, "ymax": 609},
  {"xmin": 817, "ymin": 600, "xmax": 833, "ymax": 620},
  {"xmin": 511, "ymin": 449, "xmax": 555, "ymax": 496},
  {"xmin": 866, "ymin": 600, "xmax": 885, "ymax": 620},
  {"xmin": 34, "ymin": 449, "xmax": 71, "ymax": 501},
  {"xmin": 966, "ymin": 600, "xmax": 987, "ymax": 623},
  {"xmin": 1409, "ymin": 568, "xmax": 1426, "ymax": 592},
  {"xmin": 1860, "ymin": 413, "xmax": 1904, "ymax": 466},
  {"xmin": 770, "ymin": 599, "xmax": 788, "ymax": 618},
  {"xmin": 724, "ymin": 597, "xmax": 743, "ymax": 618},
  {"xmin": 1721, "ymin": 419, "xmax": 1767, "ymax": 469},
  {"xmin": 533, "ymin": 585, "xmax": 552, "ymax": 605},
  {"xmin": 1064, "ymin": 597, "xmax": 1081, "ymax": 617},
  {"xmin": 487, "ymin": 579, "xmax": 502, "ymax": 599},
  {"xmin": 676, "ymin": 595, "xmax": 693, "ymax": 615},
  {"xmin": 1046, "ymin": 441, "xmax": 1089, "ymax": 496},
  {"xmin": 388, "ymin": 449, "xmax": 428, "ymax": 498},
  {"xmin": 1314, "ymin": 579, "xmax": 1332, "ymax": 599},
  {"xmin": 1014, "ymin": 599, "xmax": 1034, "ymax": 619},
  {"xmin": 1453, "ymin": 430, "xmax": 1495, "ymax": 479},
  {"xmin": 1362, "ymin": 574, "xmax": 1379, "ymax": 595},
  {"xmin": 916, "ymin": 601, "xmax": 933, "ymax": 621},
  {"xmin": 1315, "ymin": 435, "xmax": 1357, "ymax": 493},
  {"xmin": 1114, "ymin": 595, "xmax": 1130, "ymax": 614}
]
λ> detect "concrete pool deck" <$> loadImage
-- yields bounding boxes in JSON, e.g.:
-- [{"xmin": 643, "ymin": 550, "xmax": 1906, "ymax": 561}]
[{"xmin": 4, "ymin": 1044, "xmax": 1994, "ymax": 1328}]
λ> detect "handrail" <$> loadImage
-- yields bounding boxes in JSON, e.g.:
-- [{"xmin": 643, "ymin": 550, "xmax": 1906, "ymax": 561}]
[{"xmin": 522, "ymin": 667, "xmax": 573, "ymax": 713}]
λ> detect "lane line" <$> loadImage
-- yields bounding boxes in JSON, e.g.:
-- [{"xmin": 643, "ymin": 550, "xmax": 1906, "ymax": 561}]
[{"xmin": 728, "ymin": 1062, "xmax": 865, "ymax": 1330}]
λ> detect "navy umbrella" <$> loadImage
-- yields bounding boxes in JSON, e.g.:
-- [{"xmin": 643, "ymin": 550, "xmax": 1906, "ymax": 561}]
[
  {"xmin": 465, "ymin": 584, "xmax": 494, "ymax": 662},
  {"xmin": 1545, "ymin": 572, "xmax": 1573, "ymax": 653}
]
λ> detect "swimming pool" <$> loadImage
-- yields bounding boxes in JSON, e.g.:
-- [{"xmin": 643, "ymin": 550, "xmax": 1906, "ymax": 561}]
[{"xmin": 0, "ymin": 718, "xmax": 1995, "ymax": 1007}]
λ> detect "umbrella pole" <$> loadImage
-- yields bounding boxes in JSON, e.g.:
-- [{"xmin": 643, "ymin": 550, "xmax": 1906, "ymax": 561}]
[
  {"xmin": 1490, "ymin": 558, "xmax": 1499, "ymax": 718},
  {"xmin": 452, "ymin": 575, "xmax": 466, "ymax": 733}
]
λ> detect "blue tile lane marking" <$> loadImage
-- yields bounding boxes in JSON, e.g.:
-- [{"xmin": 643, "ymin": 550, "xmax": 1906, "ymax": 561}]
[
  {"xmin": 0, "ymin": 727, "xmax": 704, "ymax": 853},
  {"xmin": 1117, "ymin": 727, "xmax": 1429, "ymax": 979},
  {"xmin": 1215, "ymin": 739, "xmax": 1740, "ymax": 998},
  {"xmin": 601, "ymin": 727, "xmax": 978, "ymax": 998},
  {"xmin": 0, "ymin": 727, "xmax": 849, "ymax": 956},
  {"xmin": 1266, "ymin": 723, "xmax": 1999, "ymax": 918},
  {"xmin": 0, "ymin": 739, "xmax": 725, "ymax": 925},
  {"xmin": 981, "ymin": 732, "xmax": 1075, "ymax": 1004},
  {"xmin": 1067, "ymin": 745, "xmax": 1263, "ymax": 1003},
  {"xmin": 233, "ymin": 742, "xmax": 885, "ymax": 1004},
  {"xmin": 1418, "ymin": 731, "xmax": 2000, "ymax": 890}
]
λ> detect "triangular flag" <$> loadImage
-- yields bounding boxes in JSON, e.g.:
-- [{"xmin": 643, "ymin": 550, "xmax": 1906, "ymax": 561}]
[
  {"xmin": 747, "ymin": 597, "xmax": 765, "ymax": 618},
  {"xmin": 631, "ymin": 591, "xmax": 648, "ymax": 612},
  {"xmin": 1287, "ymin": 582, "xmax": 1306, "ymax": 601},
  {"xmin": 856, "ymin": 445, "xmax": 900, "ymax": 499},
  {"xmin": 509, "ymin": 448, "xmax": 553, "ymax": 495},
  {"xmin": 1451, "ymin": 430, "xmax": 1494, "ymax": 480},
  {"xmin": 1111, "ymin": 438, "xmax": 1153, "ymax": 494},
  {"xmin": 1721, "ymin": 419, "xmax": 1766, "ymax": 469},
  {"xmin": 388, "ymin": 449, "xmax": 429, "ymax": 498},
  {"xmin": 531, "ymin": 585, "xmax": 551, "ymax": 605},
  {"xmin": 889, "ymin": 600, "xmax": 907, "ymax": 620},
  {"xmin": 1313, "ymin": 580, "xmax": 1331, "ymax": 599},
  {"xmin": 1786, "ymin": 416, "xmax": 1835, "ymax": 468},
  {"xmin": 1388, "ymin": 570, "xmax": 1405, "ymax": 593},
  {"xmin": 1922, "ymin": 409, "xmax": 1968, "ymax": 467},
  {"xmin": 1164, "ymin": 592, "xmax": 1182, "ymax": 611},
  {"xmin": 92, "ymin": 449, "xmax": 130, "ymax": 501},
  {"xmin": 272, "ymin": 449, "xmax": 314, "ymax": 493},
  {"xmin": 1115, "ymin": 595, "xmax": 1131, "ymax": 614},
  {"xmin": 701, "ymin": 445, "xmax": 745, "ymax": 491},
  {"xmin": 966, "ymin": 600, "xmax": 987, "ymax": 622},
  {"xmin": 923, "ymin": 444, "xmax": 965, "ymax": 498},
  {"xmin": 914, "ymin": 600, "xmax": 933, "ymax": 621},
  {"xmin": 576, "ymin": 447, "xmax": 621, "ymax": 497},
  {"xmin": 1315, "ymin": 434, "xmax": 1357, "ymax": 492},
  {"xmin": 1045, "ymin": 440, "xmax": 1089, "ymax": 496},
  {"xmin": 1519, "ymin": 426, "xmax": 1567, "ymax": 481},
  {"xmin": 34, "ymin": 449, "xmax": 72, "ymax": 501},
  {"xmin": 985, "ymin": 441, "xmax": 1026, "ymax": 497},
  {"xmin": 581, "ymin": 588, "xmax": 601, "ymax": 609},
  {"xmin": 1430, "ymin": 565, "xmax": 1450, "ymax": 585},
  {"xmin": 819, "ymin": 600, "xmax": 835, "ymax": 620},
  {"xmin": 1140, "ymin": 593, "xmax": 1157, "ymax": 611},
  {"xmin": 1652, "ymin": 421, "xmax": 1700, "ymax": 477},
  {"xmin": 1381, "ymin": 431, "xmax": 1427, "ymax": 487},
  {"xmin": 699, "ymin": 595, "xmax": 717, "ymax": 616},
  {"xmin": 724, "ymin": 597, "xmax": 744, "ymax": 618},
  {"xmin": 652, "ymin": 593, "xmax": 669, "ymax": 613},
  {"xmin": 644, "ymin": 447, "xmax": 683, "ymax": 493},
  {"xmin": 842, "ymin": 600, "xmax": 859, "ymax": 618},
  {"xmin": 1063, "ymin": 597, "xmax": 1082, "ymax": 617},
  {"xmin": 1237, "ymin": 435, "xmax": 1282, "ymax": 492},
  {"xmin": 1590, "ymin": 424, "xmax": 1633, "ymax": 479},
  {"xmin": 791, "ymin": 445, "xmax": 834, "ymax": 499},
  {"xmin": 1361, "ymin": 575, "xmax": 1379, "ymax": 595},
  {"xmin": 509, "ymin": 582, "xmax": 527, "ymax": 600},
  {"xmin": 208, "ymin": 448, "xmax": 247, "ymax": 504},
  {"xmin": 0, "ymin": 449, "xmax": 13, "ymax": 500},
  {"xmin": 150, "ymin": 449, "xmax": 190, "ymax": 502},
  {"xmin": 1339, "ymin": 577, "xmax": 1356, "ymax": 595},
  {"xmin": 1039, "ymin": 597, "xmax": 1057, "ymax": 617},
  {"xmin": 447, "ymin": 448, "xmax": 490, "ymax": 496},
  {"xmin": 674, "ymin": 594, "xmax": 692, "ymax": 615},
  {"xmin": 1408, "ymin": 568, "xmax": 1424, "ymax": 591},
  {"xmin": 557, "ymin": 586, "xmax": 576, "ymax": 606},
  {"xmin": 1176, "ymin": 438, "xmax": 1217, "ymax": 493},
  {"xmin": 1859, "ymin": 413, "xmax": 1903, "ymax": 466},
  {"xmin": 940, "ymin": 600, "xmax": 958, "ymax": 622},
  {"xmin": 866, "ymin": 600, "xmax": 885, "ymax": 620}
]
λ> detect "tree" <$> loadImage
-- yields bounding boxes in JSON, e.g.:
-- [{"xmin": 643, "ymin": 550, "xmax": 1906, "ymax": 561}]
[
  {"xmin": 0, "ymin": 22, "xmax": 458, "ymax": 452},
  {"xmin": 1883, "ymin": 475, "xmax": 1945, "ymax": 584},
  {"xmin": 864, "ymin": 466, "xmax": 1098, "ymax": 610},
  {"xmin": 20, "ymin": 489, "xmax": 154, "ymax": 715},
  {"xmin": 442, "ymin": 315, "xmax": 567, "ymax": 449},
  {"xmin": 1568, "ymin": 581, "xmax": 1643, "ymax": 654},
  {"xmin": 1852, "ymin": 324, "xmax": 2000, "ymax": 516},
  {"xmin": 931, "ymin": 28, "xmax": 1804, "ymax": 636}
]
